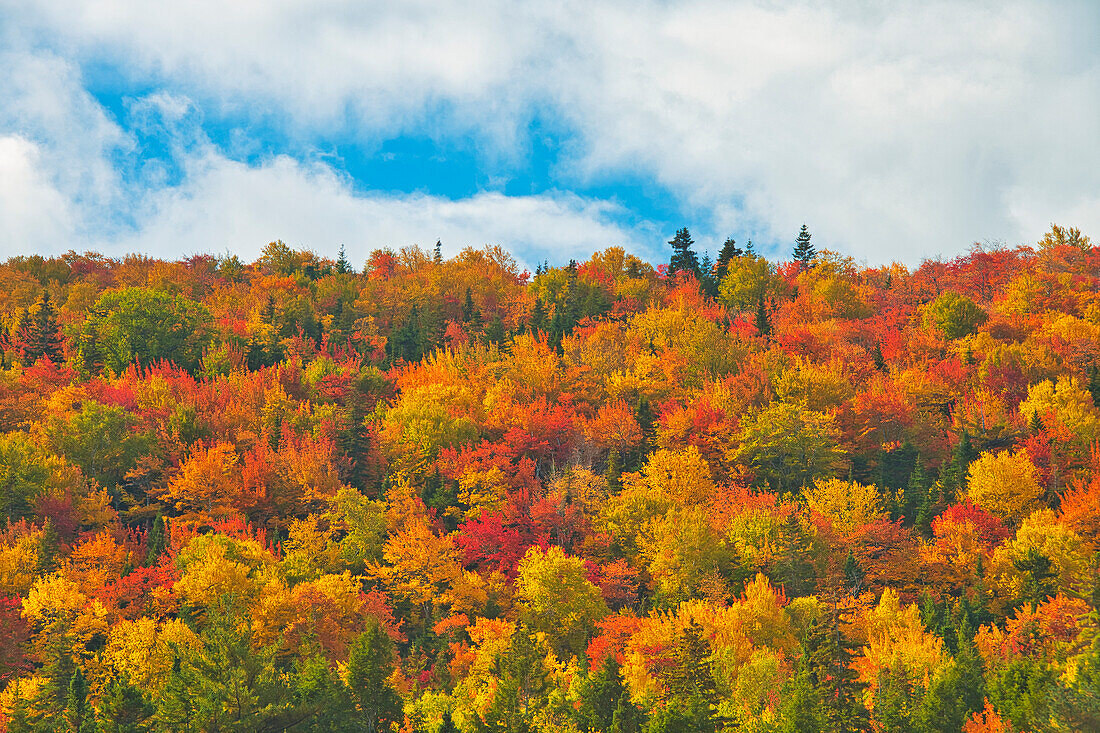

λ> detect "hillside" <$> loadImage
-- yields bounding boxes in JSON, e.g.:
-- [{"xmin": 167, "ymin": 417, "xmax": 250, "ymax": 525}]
[{"xmin": 0, "ymin": 229, "xmax": 1098, "ymax": 732}]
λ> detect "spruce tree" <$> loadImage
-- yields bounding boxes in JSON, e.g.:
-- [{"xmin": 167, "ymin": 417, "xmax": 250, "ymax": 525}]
[
  {"xmin": 433, "ymin": 240, "xmax": 443, "ymax": 265},
  {"xmin": 715, "ymin": 237, "xmax": 742, "ymax": 283},
  {"xmin": 145, "ymin": 515, "xmax": 167, "ymax": 566},
  {"xmin": 27, "ymin": 292, "xmax": 63, "ymax": 363},
  {"xmin": 754, "ymin": 295, "xmax": 771, "ymax": 337},
  {"xmin": 64, "ymin": 667, "xmax": 93, "ymax": 733},
  {"xmin": 347, "ymin": 621, "xmax": 402, "ymax": 733},
  {"xmin": 335, "ymin": 245, "xmax": 351, "ymax": 274},
  {"xmin": 793, "ymin": 224, "xmax": 816, "ymax": 267},
  {"xmin": 1088, "ymin": 363, "xmax": 1100, "ymax": 408},
  {"xmin": 805, "ymin": 604, "xmax": 871, "ymax": 733},
  {"xmin": 667, "ymin": 227, "xmax": 700, "ymax": 278},
  {"xmin": 904, "ymin": 458, "xmax": 928, "ymax": 527}
]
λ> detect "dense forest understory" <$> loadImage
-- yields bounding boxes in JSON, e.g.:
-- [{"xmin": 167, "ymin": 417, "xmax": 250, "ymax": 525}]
[{"xmin": 0, "ymin": 227, "xmax": 1098, "ymax": 732}]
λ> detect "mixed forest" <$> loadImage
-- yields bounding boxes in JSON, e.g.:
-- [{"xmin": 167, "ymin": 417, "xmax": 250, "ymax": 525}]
[{"xmin": 0, "ymin": 225, "xmax": 1098, "ymax": 733}]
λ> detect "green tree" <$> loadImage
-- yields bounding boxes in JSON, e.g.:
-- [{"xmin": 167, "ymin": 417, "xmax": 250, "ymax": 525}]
[
  {"xmin": 64, "ymin": 667, "xmax": 94, "ymax": 733},
  {"xmin": 793, "ymin": 225, "xmax": 816, "ymax": 267},
  {"xmin": 667, "ymin": 228, "xmax": 700, "ymax": 278},
  {"xmin": 72, "ymin": 287, "xmax": 214, "ymax": 374},
  {"xmin": 347, "ymin": 621, "xmax": 402, "ymax": 733},
  {"xmin": 45, "ymin": 401, "xmax": 152, "ymax": 491},
  {"xmin": 26, "ymin": 291, "xmax": 63, "ymax": 363},
  {"xmin": 715, "ymin": 237, "xmax": 742, "ymax": 283},
  {"xmin": 805, "ymin": 604, "xmax": 870, "ymax": 733},
  {"xmin": 921, "ymin": 291, "xmax": 987, "ymax": 340}
]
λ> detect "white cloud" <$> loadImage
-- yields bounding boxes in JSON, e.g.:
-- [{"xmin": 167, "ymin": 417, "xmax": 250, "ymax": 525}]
[
  {"xmin": 104, "ymin": 149, "xmax": 648, "ymax": 268},
  {"xmin": 2, "ymin": 0, "xmax": 1099, "ymax": 263},
  {"xmin": 0, "ymin": 135, "xmax": 76, "ymax": 250}
]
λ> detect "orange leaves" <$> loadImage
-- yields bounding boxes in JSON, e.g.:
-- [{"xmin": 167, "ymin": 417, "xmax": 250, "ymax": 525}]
[{"xmin": 160, "ymin": 442, "xmax": 240, "ymax": 522}]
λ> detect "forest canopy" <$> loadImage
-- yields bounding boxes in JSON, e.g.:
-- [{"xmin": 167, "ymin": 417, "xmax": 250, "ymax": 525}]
[{"xmin": 0, "ymin": 229, "xmax": 1098, "ymax": 732}]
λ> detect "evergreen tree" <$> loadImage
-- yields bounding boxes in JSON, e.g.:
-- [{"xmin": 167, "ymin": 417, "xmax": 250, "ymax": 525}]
[
  {"xmin": 612, "ymin": 696, "xmax": 643, "ymax": 733},
  {"xmin": 779, "ymin": 665, "xmax": 823, "ymax": 733},
  {"xmin": 434, "ymin": 240, "xmax": 443, "ymax": 265},
  {"xmin": 793, "ymin": 224, "xmax": 816, "ymax": 267},
  {"xmin": 335, "ymin": 245, "xmax": 351, "ymax": 274},
  {"xmin": 26, "ymin": 292, "xmax": 63, "ymax": 363},
  {"xmin": 754, "ymin": 295, "xmax": 771, "ymax": 337},
  {"xmin": 871, "ymin": 342, "xmax": 886, "ymax": 371},
  {"xmin": 667, "ymin": 228, "xmax": 700, "ymax": 278},
  {"xmin": 774, "ymin": 512, "xmax": 817, "ymax": 597},
  {"xmin": 873, "ymin": 665, "xmax": 919, "ymax": 733},
  {"xmin": 715, "ymin": 237, "xmax": 742, "ymax": 283},
  {"xmin": 1088, "ymin": 363, "xmax": 1100, "ymax": 409},
  {"xmin": 483, "ymin": 626, "xmax": 550, "ymax": 733},
  {"xmin": 699, "ymin": 252, "xmax": 718, "ymax": 298},
  {"xmin": 805, "ymin": 604, "xmax": 871, "ymax": 733},
  {"xmin": 145, "ymin": 515, "xmax": 167, "ymax": 566},
  {"xmin": 64, "ymin": 667, "xmax": 93, "ymax": 733},
  {"xmin": 438, "ymin": 712, "xmax": 460, "ymax": 733},
  {"xmin": 96, "ymin": 676, "xmax": 154, "ymax": 733},
  {"xmin": 606, "ymin": 449, "xmax": 623, "ymax": 493},
  {"xmin": 529, "ymin": 298, "xmax": 547, "ymax": 336},
  {"xmin": 347, "ymin": 621, "xmax": 402, "ymax": 733},
  {"xmin": 843, "ymin": 550, "xmax": 865, "ymax": 597},
  {"xmin": 462, "ymin": 288, "xmax": 483, "ymax": 331},
  {"xmin": 905, "ymin": 459, "xmax": 929, "ymax": 529},
  {"xmin": 580, "ymin": 655, "xmax": 630, "ymax": 732},
  {"xmin": 744, "ymin": 239, "xmax": 755, "ymax": 255}
]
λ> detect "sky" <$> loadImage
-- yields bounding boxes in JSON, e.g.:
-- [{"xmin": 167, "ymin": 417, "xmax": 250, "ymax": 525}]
[{"xmin": 1, "ymin": 1, "xmax": 1099, "ymax": 270}]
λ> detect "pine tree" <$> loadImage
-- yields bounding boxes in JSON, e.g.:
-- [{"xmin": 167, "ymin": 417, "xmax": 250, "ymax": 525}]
[
  {"xmin": 581, "ymin": 655, "xmax": 631, "ymax": 732},
  {"xmin": 715, "ymin": 237, "xmax": 742, "ymax": 283},
  {"xmin": 904, "ymin": 459, "xmax": 928, "ymax": 527},
  {"xmin": 529, "ymin": 298, "xmax": 547, "ymax": 336},
  {"xmin": 335, "ymin": 245, "xmax": 351, "ymax": 274},
  {"xmin": 754, "ymin": 296, "xmax": 771, "ymax": 337},
  {"xmin": 780, "ymin": 665, "xmax": 823, "ymax": 733},
  {"xmin": 433, "ymin": 240, "xmax": 443, "ymax": 265},
  {"xmin": 667, "ymin": 228, "xmax": 700, "ymax": 278},
  {"xmin": 64, "ymin": 667, "xmax": 93, "ymax": 733},
  {"xmin": 27, "ymin": 292, "xmax": 63, "ymax": 363},
  {"xmin": 1088, "ymin": 363, "xmax": 1100, "ymax": 409},
  {"xmin": 805, "ymin": 604, "xmax": 871, "ymax": 733},
  {"xmin": 793, "ymin": 225, "xmax": 816, "ymax": 267},
  {"xmin": 347, "ymin": 622, "xmax": 402, "ymax": 733},
  {"xmin": 774, "ymin": 512, "xmax": 817, "ymax": 597},
  {"xmin": 744, "ymin": 239, "xmax": 755, "ymax": 255},
  {"xmin": 871, "ymin": 342, "xmax": 886, "ymax": 371},
  {"xmin": 699, "ymin": 252, "xmax": 718, "ymax": 298},
  {"xmin": 145, "ymin": 515, "xmax": 167, "ymax": 566},
  {"xmin": 462, "ymin": 288, "xmax": 483, "ymax": 330}
]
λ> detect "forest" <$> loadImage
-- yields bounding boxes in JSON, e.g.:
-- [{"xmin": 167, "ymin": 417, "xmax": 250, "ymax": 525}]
[{"xmin": 0, "ymin": 226, "xmax": 1097, "ymax": 733}]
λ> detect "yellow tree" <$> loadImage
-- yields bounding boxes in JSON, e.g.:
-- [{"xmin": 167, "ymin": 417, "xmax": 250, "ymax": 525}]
[
  {"xmin": 515, "ymin": 546, "xmax": 608, "ymax": 659},
  {"xmin": 805, "ymin": 478, "xmax": 884, "ymax": 535},
  {"xmin": 966, "ymin": 450, "xmax": 1042, "ymax": 523}
]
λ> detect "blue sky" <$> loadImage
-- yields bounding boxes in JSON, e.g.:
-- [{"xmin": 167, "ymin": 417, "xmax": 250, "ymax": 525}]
[{"xmin": 2, "ymin": 1, "xmax": 1099, "ymax": 270}]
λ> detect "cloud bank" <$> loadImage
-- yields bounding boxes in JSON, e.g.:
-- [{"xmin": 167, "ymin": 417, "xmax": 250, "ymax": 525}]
[{"xmin": 2, "ymin": 0, "xmax": 1098, "ymax": 265}]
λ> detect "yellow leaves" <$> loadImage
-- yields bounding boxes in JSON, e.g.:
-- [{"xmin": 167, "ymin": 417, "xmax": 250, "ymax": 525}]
[
  {"xmin": 515, "ymin": 546, "xmax": 608, "ymax": 658},
  {"xmin": 805, "ymin": 478, "xmax": 884, "ymax": 534},
  {"xmin": 966, "ymin": 450, "xmax": 1042, "ymax": 523},
  {"xmin": 989, "ymin": 509, "xmax": 1091, "ymax": 605},
  {"xmin": 640, "ymin": 446, "xmax": 715, "ymax": 506},
  {"xmin": 103, "ymin": 617, "xmax": 180, "ymax": 688},
  {"xmin": 0, "ymin": 525, "xmax": 44, "ymax": 597},
  {"xmin": 457, "ymin": 465, "xmax": 509, "ymax": 520},
  {"xmin": 856, "ymin": 589, "xmax": 944, "ymax": 699},
  {"xmin": 368, "ymin": 483, "xmax": 461, "ymax": 614},
  {"xmin": 173, "ymin": 533, "xmax": 274, "ymax": 608},
  {"xmin": 65, "ymin": 531, "xmax": 133, "ymax": 596},
  {"xmin": 1018, "ymin": 375, "xmax": 1100, "ymax": 442},
  {"xmin": 22, "ymin": 573, "xmax": 109, "ymax": 663}
]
